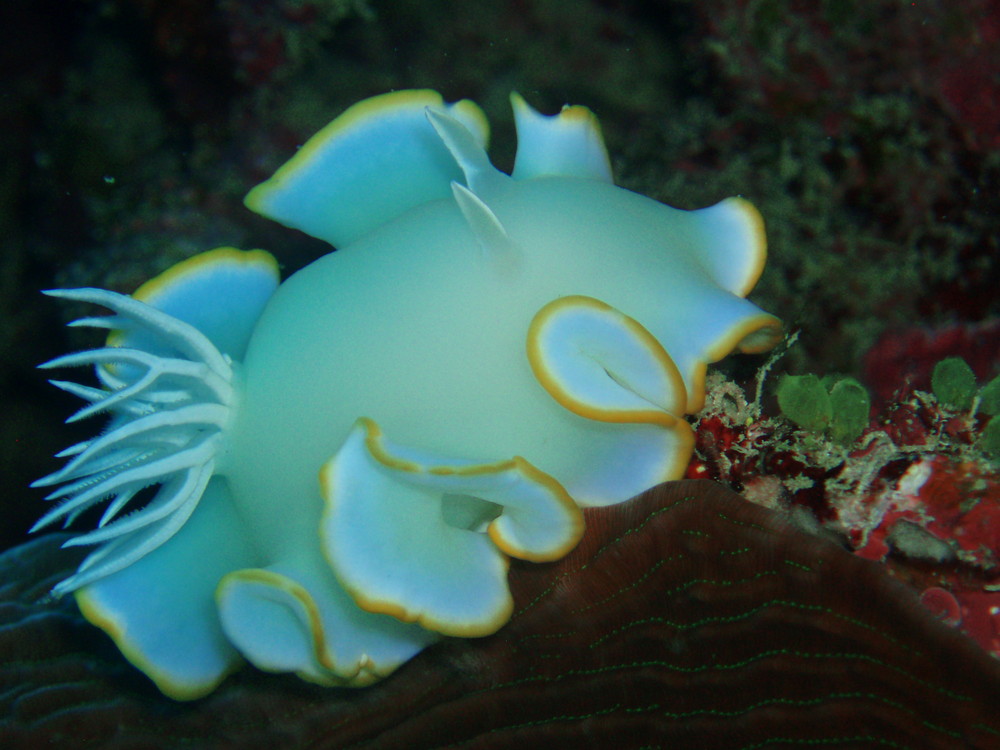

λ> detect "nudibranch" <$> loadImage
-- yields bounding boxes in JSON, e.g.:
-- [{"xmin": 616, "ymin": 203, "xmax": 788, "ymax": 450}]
[{"xmin": 33, "ymin": 90, "xmax": 781, "ymax": 699}]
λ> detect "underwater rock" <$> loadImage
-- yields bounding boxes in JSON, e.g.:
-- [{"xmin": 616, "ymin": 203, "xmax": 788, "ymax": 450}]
[{"xmin": 2, "ymin": 480, "xmax": 999, "ymax": 748}]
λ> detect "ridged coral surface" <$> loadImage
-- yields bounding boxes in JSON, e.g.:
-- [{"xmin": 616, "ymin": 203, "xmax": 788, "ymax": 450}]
[{"xmin": 2, "ymin": 481, "xmax": 998, "ymax": 748}]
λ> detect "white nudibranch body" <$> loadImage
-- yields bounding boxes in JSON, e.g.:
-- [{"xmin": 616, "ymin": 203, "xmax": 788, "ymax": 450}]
[{"xmin": 34, "ymin": 90, "xmax": 781, "ymax": 699}]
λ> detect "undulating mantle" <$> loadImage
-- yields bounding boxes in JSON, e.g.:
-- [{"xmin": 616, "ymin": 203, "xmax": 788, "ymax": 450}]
[{"xmin": 28, "ymin": 89, "xmax": 783, "ymax": 699}]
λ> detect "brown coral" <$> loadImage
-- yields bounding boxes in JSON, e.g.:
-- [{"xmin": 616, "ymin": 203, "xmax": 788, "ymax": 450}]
[{"xmin": 2, "ymin": 481, "xmax": 998, "ymax": 748}]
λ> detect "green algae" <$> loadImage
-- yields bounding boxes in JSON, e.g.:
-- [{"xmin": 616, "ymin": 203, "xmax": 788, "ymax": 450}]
[
  {"xmin": 932, "ymin": 357, "xmax": 978, "ymax": 411},
  {"xmin": 827, "ymin": 377, "xmax": 871, "ymax": 445},
  {"xmin": 777, "ymin": 374, "xmax": 831, "ymax": 432},
  {"xmin": 777, "ymin": 373, "xmax": 870, "ymax": 445},
  {"xmin": 979, "ymin": 375, "xmax": 1000, "ymax": 417}
]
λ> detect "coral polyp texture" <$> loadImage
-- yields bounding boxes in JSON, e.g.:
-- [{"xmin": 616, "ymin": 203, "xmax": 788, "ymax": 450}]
[
  {"xmin": 4, "ymin": 482, "xmax": 1000, "ymax": 747},
  {"xmin": 31, "ymin": 90, "xmax": 780, "ymax": 699}
]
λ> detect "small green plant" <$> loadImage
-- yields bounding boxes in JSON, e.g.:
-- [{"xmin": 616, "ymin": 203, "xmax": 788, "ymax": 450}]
[
  {"xmin": 979, "ymin": 374, "xmax": 1000, "ymax": 416},
  {"xmin": 777, "ymin": 374, "xmax": 870, "ymax": 445},
  {"xmin": 777, "ymin": 374, "xmax": 831, "ymax": 432},
  {"xmin": 929, "ymin": 356, "xmax": 1000, "ymax": 417},
  {"xmin": 931, "ymin": 357, "xmax": 977, "ymax": 410},
  {"xmin": 827, "ymin": 378, "xmax": 871, "ymax": 444},
  {"xmin": 982, "ymin": 418, "xmax": 1000, "ymax": 459},
  {"xmin": 928, "ymin": 356, "xmax": 1000, "ymax": 460}
]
